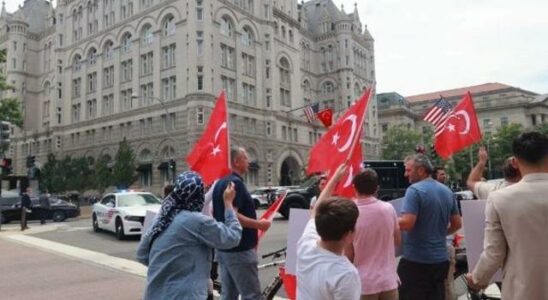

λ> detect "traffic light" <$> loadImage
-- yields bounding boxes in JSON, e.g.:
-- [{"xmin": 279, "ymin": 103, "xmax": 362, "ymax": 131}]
[
  {"xmin": 0, "ymin": 158, "xmax": 12, "ymax": 175},
  {"xmin": 26, "ymin": 155, "xmax": 36, "ymax": 168},
  {"xmin": 0, "ymin": 121, "xmax": 11, "ymax": 147}
]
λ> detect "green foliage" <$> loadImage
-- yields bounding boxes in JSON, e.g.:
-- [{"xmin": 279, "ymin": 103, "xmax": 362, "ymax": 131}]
[
  {"xmin": 489, "ymin": 123, "xmax": 523, "ymax": 172},
  {"xmin": 39, "ymin": 153, "xmax": 61, "ymax": 193},
  {"xmin": 381, "ymin": 125, "xmax": 422, "ymax": 160},
  {"xmin": 93, "ymin": 155, "xmax": 113, "ymax": 193},
  {"xmin": 112, "ymin": 138, "xmax": 137, "ymax": 189},
  {"xmin": 534, "ymin": 122, "xmax": 548, "ymax": 135}
]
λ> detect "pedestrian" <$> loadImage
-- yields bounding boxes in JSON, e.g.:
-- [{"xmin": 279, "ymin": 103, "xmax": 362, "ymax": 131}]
[
  {"xmin": 297, "ymin": 164, "xmax": 361, "ymax": 300},
  {"xmin": 466, "ymin": 146, "xmax": 521, "ymax": 199},
  {"xmin": 163, "ymin": 183, "xmax": 174, "ymax": 198},
  {"xmin": 212, "ymin": 147, "xmax": 272, "ymax": 300},
  {"xmin": 136, "ymin": 171, "xmax": 242, "ymax": 300},
  {"xmin": 432, "ymin": 166, "xmax": 458, "ymax": 300},
  {"xmin": 39, "ymin": 191, "xmax": 51, "ymax": 225},
  {"xmin": 309, "ymin": 174, "xmax": 327, "ymax": 209},
  {"xmin": 20, "ymin": 187, "xmax": 32, "ymax": 231},
  {"xmin": 466, "ymin": 131, "xmax": 548, "ymax": 299},
  {"xmin": 346, "ymin": 168, "xmax": 400, "ymax": 300},
  {"xmin": 398, "ymin": 154, "xmax": 462, "ymax": 300}
]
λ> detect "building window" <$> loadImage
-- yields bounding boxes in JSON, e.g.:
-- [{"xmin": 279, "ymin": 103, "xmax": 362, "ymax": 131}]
[
  {"xmin": 241, "ymin": 27, "xmax": 254, "ymax": 47},
  {"xmin": 197, "ymin": 107, "xmax": 204, "ymax": 125},
  {"xmin": 121, "ymin": 32, "xmax": 132, "ymax": 53},
  {"xmin": 87, "ymin": 72, "xmax": 97, "ymax": 93},
  {"xmin": 103, "ymin": 40, "xmax": 114, "ymax": 60},
  {"xmin": 266, "ymin": 122, "xmax": 272, "ymax": 136},
  {"xmin": 140, "ymin": 52, "xmax": 153, "ymax": 75},
  {"xmin": 279, "ymin": 57, "xmax": 291, "ymax": 107},
  {"xmin": 72, "ymin": 54, "xmax": 82, "ymax": 72},
  {"xmin": 500, "ymin": 116, "xmax": 509, "ymax": 127},
  {"xmin": 163, "ymin": 15, "xmax": 176, "ymax": 36},
  {"xmin": 103, "ymin": 66, "xmax": 114, "ymax": 88},
  {"xmin": 121, "ymin": 89, "xmax": 133, "ymax": 111},
  {"xmin": 162, "ymin": 76, "xmax": 177, "ymax": 100},
  {"xmin": 242, "ymin": 53, "xmax": 255, "ymax": 77},
  {"xmin": 72, "ymin": 78, "xmax": 82, "ymax": 98},
  {"xmin": 139, "ymin": 83, "xmax": 154, "ymax": 105},
  {"xmin": 242, "ymin": 83, "xmax": 255, "ymax": 106},
  {"xmin": 221, "ymin": 76, "xmax": 235, "ymax": 102},
  {"xmin": 162, "ymin": 44, "xmax": 176, "ymax": 68},
  {"xmin": 86, "ymin": 99, "xmax": 97, "ymax": 119},
  {"xmin": 121, "ymin": 59, "xmax": 133, "ymax": 81},
  {"xmin": 220, "ymin": 16, "xmax": 233, "ymax": 37},
  {"xmin": 102, "ymin": 94, "xmax": 114, "ymax": 115},
  {"xmin": 221, "ymin": 44, "xmax": 235, "ymax": 69},
  {"xmin": 141, "ymin": 24, "xmax": 153, "ymax": 45},
  {"xmin": 196, "ymin": 0, "xmax": 203, "ymax": 20},
  {"xmin": 197, "ymin": 31, "xmax": 204, "ymax": 55}
]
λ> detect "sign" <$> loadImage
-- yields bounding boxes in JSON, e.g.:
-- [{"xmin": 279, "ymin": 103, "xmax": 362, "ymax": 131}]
[{"xmin": 285, "ymin": 208, "xmax": 311, "ymax": 275}]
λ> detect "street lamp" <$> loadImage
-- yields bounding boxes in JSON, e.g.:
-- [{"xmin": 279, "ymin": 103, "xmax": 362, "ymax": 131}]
[
  {"xmin": 131, "ymin": 94, "xmax": 169, "ymax": 116},
  {"xmin": 485, "ymin": 121, "xmax": 494, "ymax": 179}
]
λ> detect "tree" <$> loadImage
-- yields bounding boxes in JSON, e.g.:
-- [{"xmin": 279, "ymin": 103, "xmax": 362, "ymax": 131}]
[
  {"xmin": 489, "ymin": 123, "xmax": 523, "ymax": 175},
  {"xmin": 93, "ymin": 155, "xmax": 113, "ymax": 193},
  {"xmin": 534, "ymin": 122, "xmax": 548, "ymax": 135},
  {"xmin": 112, "ymin": 138, "xmax": 137, "ymax": 189},
  {"xmin": 39, "ymin": 153, "xmax": 61, "ymax": 193},
  {"xmin": 381, "ymin": 125, "xmax": 422, "ymax": 160},
  {"xmin": 0, "ymin": 49, "xmax": 23, "ymax": 128}
]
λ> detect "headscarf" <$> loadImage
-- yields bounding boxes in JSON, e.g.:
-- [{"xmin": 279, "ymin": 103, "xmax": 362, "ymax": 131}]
[{"xmin": 137, "ymin": 171, "xmax": 204, "ymax": 265}]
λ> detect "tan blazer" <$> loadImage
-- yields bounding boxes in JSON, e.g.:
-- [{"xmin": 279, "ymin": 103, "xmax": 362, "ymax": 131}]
[{"xmin": 473, "ymin": 173, "xmax": 548, "ymax": 299}]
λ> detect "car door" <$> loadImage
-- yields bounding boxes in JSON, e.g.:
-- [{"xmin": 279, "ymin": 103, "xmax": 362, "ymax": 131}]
[
  {"xmin": 103, "ymin": 195, "xmax": 117, "ymax": 231},
  {"xmin": 96, "ymin": 195, "xmax": 113, "ymax": 229}
]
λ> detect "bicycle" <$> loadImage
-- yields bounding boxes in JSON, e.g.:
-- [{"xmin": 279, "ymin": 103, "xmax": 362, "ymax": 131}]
[{"xmin": 212, "ymin": 247, "xmax": 288, "ymax": 300}]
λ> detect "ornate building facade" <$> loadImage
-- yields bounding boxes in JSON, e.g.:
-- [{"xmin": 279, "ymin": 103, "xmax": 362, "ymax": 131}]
[{"xmin": 0, "ymin": 0, "xmax": 379, "ymax": 193}]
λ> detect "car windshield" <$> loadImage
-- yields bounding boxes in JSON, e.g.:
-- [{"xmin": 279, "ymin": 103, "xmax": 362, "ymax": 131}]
[
  {"xmin": 299, "ymin": 176, "xmax": 319, "ymax": 188},
  {"xmin": 117, "ymin": 194, "xmax": 161, "ymax": 207}
]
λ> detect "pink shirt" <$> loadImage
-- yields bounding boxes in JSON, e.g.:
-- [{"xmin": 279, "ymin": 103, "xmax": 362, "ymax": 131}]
[{"xmin": 353, "ymin": 196, "xmax": 399, "ymax": 295}]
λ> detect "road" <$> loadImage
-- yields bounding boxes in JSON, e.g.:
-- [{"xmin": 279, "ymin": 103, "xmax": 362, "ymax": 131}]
[{"xmin": 30, "ymin": 209, "xmax": 291, "ymax": 298}]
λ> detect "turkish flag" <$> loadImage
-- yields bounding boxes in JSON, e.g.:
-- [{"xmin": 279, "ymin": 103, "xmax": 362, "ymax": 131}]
[
  {"xmin": 317, "ymin": 108, "xmax": 333, "ymax": 128},
  {"xmin": 186, "ymin": 91, "xmax": 231, "ymax": 185},
  {"xmin": 435, "ymin": 92, "xmax": 482, "ymax": 159},
  {"xmin": 257, "ymin": 191, "xmax": 287, "ymax": 240},
  {"xmin": 307, "ymin": 88, "xmax": 372, "ymax": 197}
]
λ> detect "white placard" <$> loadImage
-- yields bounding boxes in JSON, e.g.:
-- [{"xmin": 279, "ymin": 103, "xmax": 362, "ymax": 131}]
[
  {"xmin": 141, "ymin": 210, "xmax": 158, "ymax": 240},
  {"xmin": 460, "ymin": 200, "xmax": 502, "ymax": 282},
  {"xmin": 390, "ymin": 198, "xmax": 404, "ymax": 216},
  {"xmin": 285, "ymin": 208, "xmax": 311, "ymax": 275}
]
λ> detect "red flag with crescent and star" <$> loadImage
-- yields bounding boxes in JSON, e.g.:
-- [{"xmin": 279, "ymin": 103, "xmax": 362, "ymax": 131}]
[
  {"xmin": 434, "ymin": 92, "xmax": 482, "ymax": 159},
  {"xmin": 307, "ymin": 88, "xmax": 372, "ymax": 197},
  {"xmin": 186, "ymin": 91, "xmax": 231, "ymax": 185},
  {"xmin": 317, "ymin": 108, "xmax": 334, "ymax": 128}
]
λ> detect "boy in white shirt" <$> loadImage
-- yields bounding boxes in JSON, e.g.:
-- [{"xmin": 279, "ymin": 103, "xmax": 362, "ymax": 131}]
[{"xmin": 297, "ymin": 164, "xmax": 361, "ymax": 300}]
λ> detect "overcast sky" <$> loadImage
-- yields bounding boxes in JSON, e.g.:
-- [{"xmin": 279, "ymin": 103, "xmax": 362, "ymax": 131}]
[{"xmin": 6, "ymin": 0, "xmax": 548, "ymax": 96}]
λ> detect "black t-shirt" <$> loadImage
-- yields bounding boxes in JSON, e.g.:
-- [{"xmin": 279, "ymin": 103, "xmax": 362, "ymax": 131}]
[{"xmin": 213, "ymin": 172, "xmax": 257, "ymax": 252}]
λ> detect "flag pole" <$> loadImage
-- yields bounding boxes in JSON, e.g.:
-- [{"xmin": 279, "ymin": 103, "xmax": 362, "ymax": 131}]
[
  {"xmin": 222, "ymin": 90, "xmax": 232, "ymax": 171},
  {"xmin": 345, "ymin": 87, "xmax": 373, "ymax": 162}
]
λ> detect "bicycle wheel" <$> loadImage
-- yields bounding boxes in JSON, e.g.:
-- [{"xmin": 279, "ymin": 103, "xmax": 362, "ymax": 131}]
[{"xmin": 262, "ymin": 276, "xmax": 283, "ymax": 300}]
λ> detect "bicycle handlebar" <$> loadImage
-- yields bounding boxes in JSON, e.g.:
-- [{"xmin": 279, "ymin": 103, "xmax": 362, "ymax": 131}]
[{"xmin": 262, "ymin": 247, "xmax": 287, "ymax": 259}]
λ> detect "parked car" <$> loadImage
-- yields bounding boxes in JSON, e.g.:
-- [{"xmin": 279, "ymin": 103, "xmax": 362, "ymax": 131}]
[
  {"xmin": 250, "ymin": 186, "xmax": 292, "ymax": 208},
  {"xmin": 0, "ymin": 196, "xmax": 80, "ymax": 224},
  {"xmin": 92, "ymin": 191, "xmax": 162, "ymax": 240}
]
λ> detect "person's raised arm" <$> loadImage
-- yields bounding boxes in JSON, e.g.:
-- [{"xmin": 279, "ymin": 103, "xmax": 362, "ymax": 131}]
[
  {"xmin": 311, "ymin": 163, "xmax": 347, "ymax": 218},
  {"xmin": 467, "ymin": 147, "xmax": 488, "ymax": 191}
]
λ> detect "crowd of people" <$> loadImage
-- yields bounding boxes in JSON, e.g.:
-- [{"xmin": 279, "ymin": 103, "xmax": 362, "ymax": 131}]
[{"xmin": 135, "ymin": 130, "xmax": 548, "ymax": 300}]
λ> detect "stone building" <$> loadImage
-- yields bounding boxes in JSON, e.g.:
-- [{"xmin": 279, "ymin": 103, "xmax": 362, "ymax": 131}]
[
  {"xmin": 378, "ymin": 82, "xmax": 547, "ymax": 139},
  {"xmin": 0, "ymin": 0, "xmax": 379, "ymax": 193}
]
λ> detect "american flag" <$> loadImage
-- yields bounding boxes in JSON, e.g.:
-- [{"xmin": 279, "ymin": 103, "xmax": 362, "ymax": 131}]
[
  {"xmin": 423, "ymin": 97, "xmax": 453, "ymax": 136},
  {"xmin": 304, "ymin": 103, "xmax": 320, "ymax": 122}
]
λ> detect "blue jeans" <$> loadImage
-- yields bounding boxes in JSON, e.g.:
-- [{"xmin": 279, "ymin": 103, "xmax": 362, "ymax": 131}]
[{"xmin": 217, "ymin": 249, "xmax": 261, "ymax": 300}]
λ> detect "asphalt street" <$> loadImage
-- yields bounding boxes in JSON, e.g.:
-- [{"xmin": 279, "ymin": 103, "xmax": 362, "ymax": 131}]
[{"xmin": 30, "ymin": 209, "xmax": 291, "ymax": 298}]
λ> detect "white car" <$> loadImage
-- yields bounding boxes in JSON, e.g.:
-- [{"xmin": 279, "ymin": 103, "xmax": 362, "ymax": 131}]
[{"xmin": 92, "ymin": 191, "xmax": 162, "ymax": 240}]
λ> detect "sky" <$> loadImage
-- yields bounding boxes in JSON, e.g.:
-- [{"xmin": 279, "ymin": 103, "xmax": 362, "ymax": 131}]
[{"xmin": 5, "ymin": 0, "xmax": 548, "ymax": 96}]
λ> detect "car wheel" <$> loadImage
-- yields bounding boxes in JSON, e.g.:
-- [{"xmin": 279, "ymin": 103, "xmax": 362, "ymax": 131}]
[
  {"xmin": 0, "ymin": 213, "xmax": 7, "ymax": 224},
  {"xmin": 52, "ymin": 210, "xmax": 66, "ymax": 222},
  {"xmin": 280, "ymin": 201, "xmax": 305, "ymax": 219},
  {"xmin": 92, "ymin": 213, "xmax": 100, "ymax": 232},
  {"xmin": 115, "ymin": 219, "xmax": 126, "ymax": 240}
]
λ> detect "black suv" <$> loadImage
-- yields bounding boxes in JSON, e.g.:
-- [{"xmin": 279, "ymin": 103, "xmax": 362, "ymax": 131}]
[{"xmin": 278, "ymin": 160, "xmax": 409, "ymax": 219}]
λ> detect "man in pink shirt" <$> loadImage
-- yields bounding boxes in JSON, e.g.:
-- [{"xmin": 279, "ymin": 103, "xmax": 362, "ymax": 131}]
[{"xmin": 345, "ymin": 168, "xmax": 400, "ymax": 300}]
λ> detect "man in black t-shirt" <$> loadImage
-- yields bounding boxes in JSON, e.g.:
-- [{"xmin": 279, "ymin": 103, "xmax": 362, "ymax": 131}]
[{"xmin": 212, "ymin": 147, "xmax": 271, "ymax": 300}]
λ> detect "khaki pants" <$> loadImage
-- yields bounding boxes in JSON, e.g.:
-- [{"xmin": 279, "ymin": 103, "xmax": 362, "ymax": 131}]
[
  {"xmin": 361, "ymin": 289, "xmax": 398, "ymax": 300},
  {"xmin": 445, "ymin": 244, "xmax": 456, "ymax": 300}
]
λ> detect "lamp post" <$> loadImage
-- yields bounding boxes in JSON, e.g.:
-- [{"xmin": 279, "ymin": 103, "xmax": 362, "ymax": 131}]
[{"xmin": 485, "ymin": 121, "xmax": 494, "ymax": 179}]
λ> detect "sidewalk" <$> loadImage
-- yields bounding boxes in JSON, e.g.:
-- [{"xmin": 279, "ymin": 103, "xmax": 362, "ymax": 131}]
[{"xmin": 0, "ymin": 237, "xmax": 145, "ymax": 300}]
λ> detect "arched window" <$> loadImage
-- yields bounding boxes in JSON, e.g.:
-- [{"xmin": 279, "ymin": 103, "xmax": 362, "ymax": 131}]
[
  {"xmin": 321, "ymin": 81, "xmax": 335, "ymax": 95},
  {"xmin": 303, "ymin": 79, "xmax": 311, "ymax": 93},
  {"xmin": 121, "ymin": 32, "xmax": 132, "ymax": 53},
  {"xmin": 279, "ymin": 57, "xmax": 291, "ymax": 106},
  {"xmin": 73, "ymin": 54, "xmax": 82, "ymax": 71},
  {"xmin": 103, "ymin": 40, "xmax": 114, "ymax": 60},
  {"xmin": 220, "ymin": 16, "xmax": 233, "ymax": 37},
  {"xmin": 141, "ymin": 24, "xmax": 153, "ymax": 45},
  {"xmin": 87, "ymin": 47, "xmax": 97, "ymax": 65},
  {"xmin": 241, "ymin": 27, "xmax": 254, "ymax": 46},
  {"xmin": 162, "ymin": 15, "xmax": 175, "ymax": 36}
]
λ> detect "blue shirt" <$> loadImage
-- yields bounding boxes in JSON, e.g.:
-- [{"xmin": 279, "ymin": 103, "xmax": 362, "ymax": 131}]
[
  {"xmin": 401, "ymin": 178, "xmax": 458, "ymax": 263},
  {"xmin": 213, "ymin": 172, "xmax": 257, "ymax": 252},
  {"xmin": 136, "ymin": 209, "xmax": 241, "ymax": 300}
]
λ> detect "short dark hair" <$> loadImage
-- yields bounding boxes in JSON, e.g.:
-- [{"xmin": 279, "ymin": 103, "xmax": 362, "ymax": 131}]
[
  {"xmin": 433, "ymin": 166, "xmax": 445, "ymax": 177},
  {"xmin": 501, "ymin": 158, "xmax": 520, "ymax": 180},
  {"xmin": 512, "ymin": 131, "xmax": 548, "ymax": 165},
  {"xmin": 315, "ymin": 198, "xmax": 359, "ymax": 241},
  {"xmin": 352, "ymin": 168, "xmax": 378, "ymax": 195}
]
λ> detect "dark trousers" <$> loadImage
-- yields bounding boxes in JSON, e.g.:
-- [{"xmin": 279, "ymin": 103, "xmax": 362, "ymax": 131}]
[
  {"xmin": 398, "ymin": 258, "xmax": 450, "ymax": 300},
  {"xmin": 20, "ymin": 208, "xmax": 28, "ymax": 230},
  {"xmin": 40, "ymin": 208, "xmax": 49, "ymax": 224}
]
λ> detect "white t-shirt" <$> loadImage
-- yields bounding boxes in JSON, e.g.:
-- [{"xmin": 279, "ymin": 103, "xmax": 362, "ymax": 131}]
[
  {"xmin": 297, "ymin": 219, "xmax": 361, "ymax": 300},
  {"xmin": 473, "ymin": 180, "xmax": 512, "ymax": 200}
]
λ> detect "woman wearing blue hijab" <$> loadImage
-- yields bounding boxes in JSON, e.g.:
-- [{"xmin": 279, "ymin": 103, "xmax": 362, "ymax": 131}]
[{"xmin": 137, "ymin": 171, "xmax": 242, "ymax": 300}]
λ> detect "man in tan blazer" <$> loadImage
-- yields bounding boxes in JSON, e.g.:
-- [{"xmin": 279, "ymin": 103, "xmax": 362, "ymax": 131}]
[{"xmin": 466, "ymin": 131, "xmax": 548, "ymax": 299}]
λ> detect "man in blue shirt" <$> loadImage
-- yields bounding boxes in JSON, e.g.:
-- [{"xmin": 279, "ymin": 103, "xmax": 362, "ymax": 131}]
[
  {"xmin": 398, "ymin": 154, "xmax": 462, "ymax": 300},
  {"xmin": 212, "ymin": 147, "xmax": 272, "ymax": 300}
]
